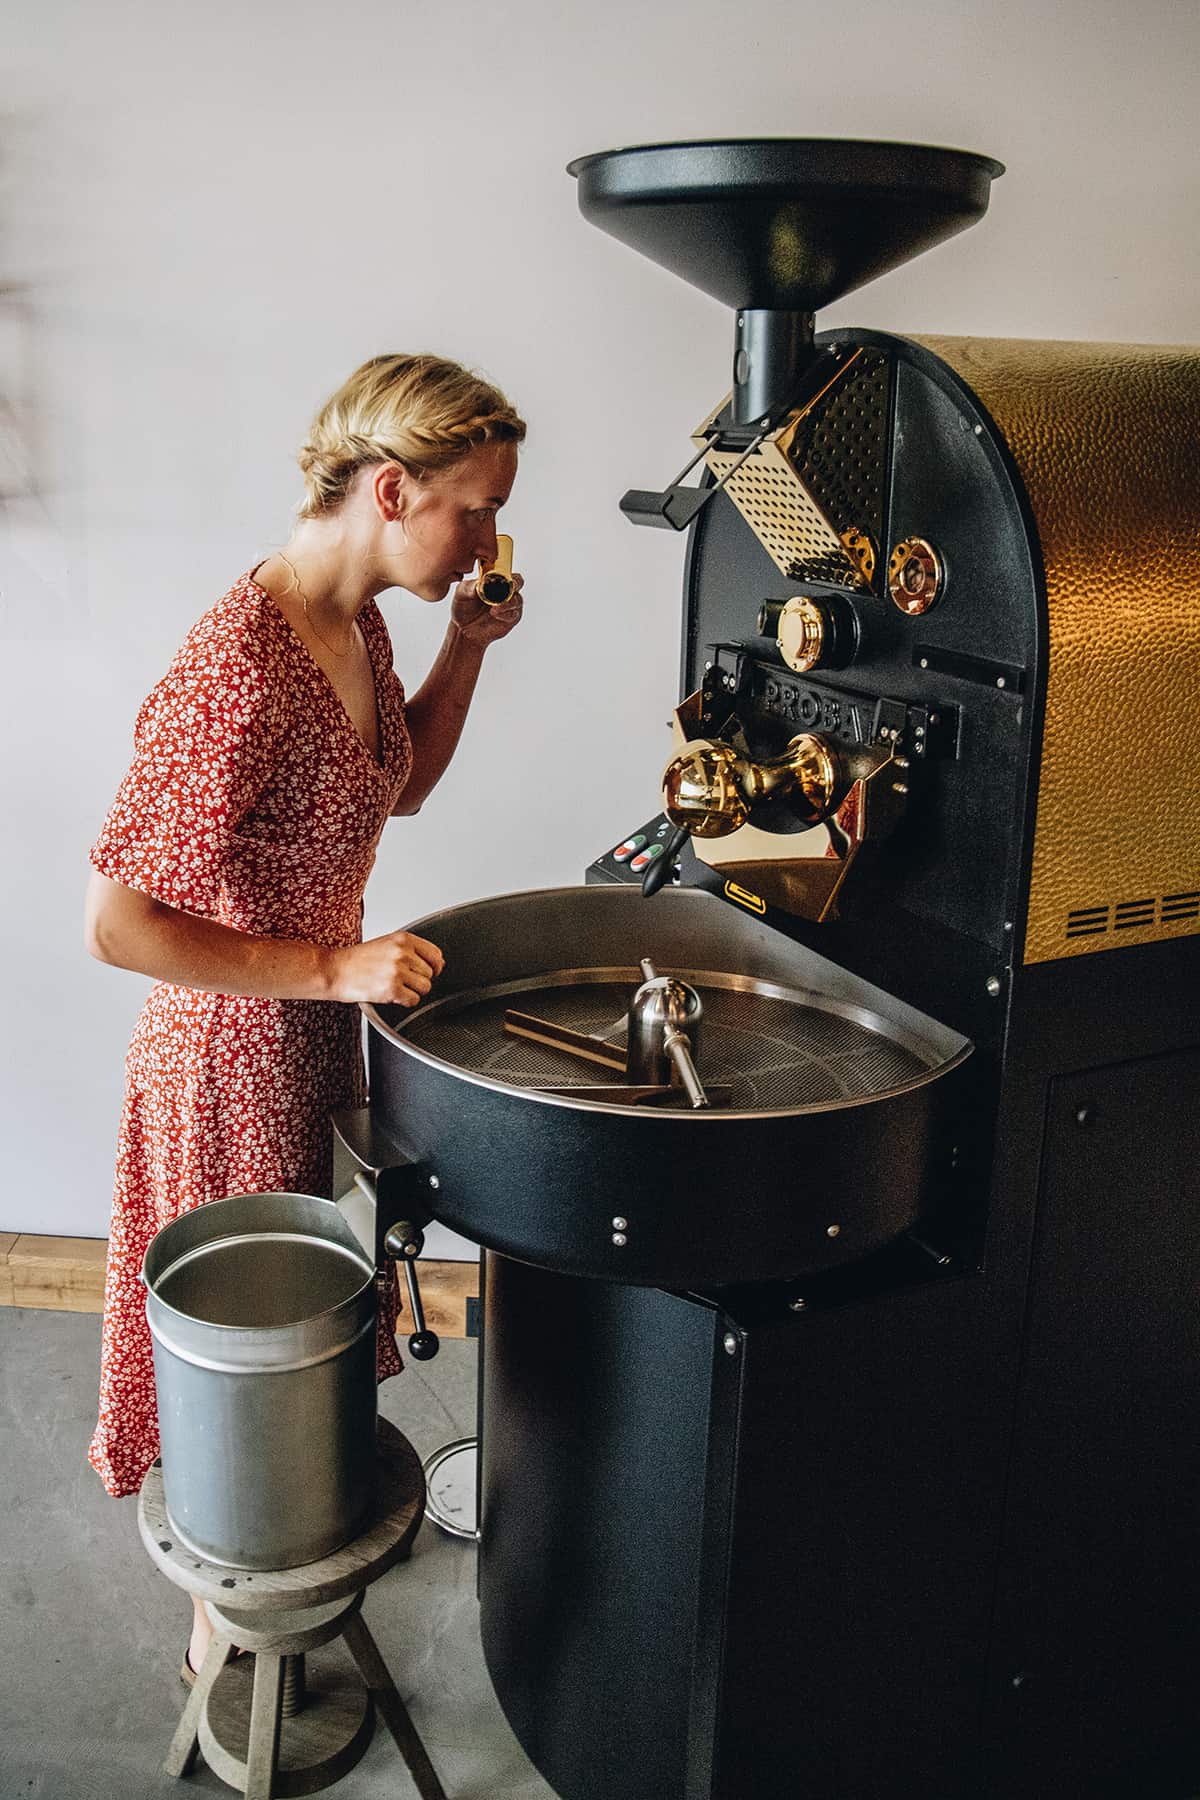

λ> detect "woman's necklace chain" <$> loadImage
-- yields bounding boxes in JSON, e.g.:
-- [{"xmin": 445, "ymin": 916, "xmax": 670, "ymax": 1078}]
[{"xmin": 277, "ymin": 553, "xmax": 356, "ymax": 658}]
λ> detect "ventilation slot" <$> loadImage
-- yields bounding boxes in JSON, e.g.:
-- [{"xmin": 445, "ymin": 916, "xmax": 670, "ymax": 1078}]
[
  {"xmin": 1065, "ymin": 892, "xmax": 1200, "ymax": 942},
  {"xmin": 1114, "ymin": 898, "xmax": 1155, "ymax": 930},
  {"xmin": 1066, "ymin": 906, "xmax": 1110, "ymax": 938}
]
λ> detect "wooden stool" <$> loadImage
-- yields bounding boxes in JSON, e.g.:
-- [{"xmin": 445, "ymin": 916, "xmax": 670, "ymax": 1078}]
[{"xmin": 139, "ymin": 1417, "xmax": 448, "ymax": 1800}]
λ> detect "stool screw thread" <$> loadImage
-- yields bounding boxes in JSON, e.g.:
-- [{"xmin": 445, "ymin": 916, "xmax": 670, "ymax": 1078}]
[{"xmin": 281, "ymin": 1652, "xmax": 307, "ymax": 1716}]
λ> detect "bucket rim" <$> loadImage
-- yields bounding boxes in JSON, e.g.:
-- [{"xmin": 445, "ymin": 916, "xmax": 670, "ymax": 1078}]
[{"xmin": 141, "ymin": 1191, "xmax": 376, "ymax": 1334}]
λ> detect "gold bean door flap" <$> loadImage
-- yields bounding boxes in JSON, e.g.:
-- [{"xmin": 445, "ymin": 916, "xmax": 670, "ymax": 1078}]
[
  {"xmin": 915, "ymin": 336, "xmax": 1200, "ymax": 965},
  {"xmin": 696, "ymin": 348, "xmax": 890, "ymax": 592}
]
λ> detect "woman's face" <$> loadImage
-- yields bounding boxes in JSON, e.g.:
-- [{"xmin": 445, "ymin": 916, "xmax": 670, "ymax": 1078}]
[{"xmin": 394, "ymin": 440, "xmax": 518, "ymax": 601}]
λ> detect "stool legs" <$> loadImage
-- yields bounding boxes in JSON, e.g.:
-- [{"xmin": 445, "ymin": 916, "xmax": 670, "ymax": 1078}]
[
  {"xmin": 164, "ymin": 1601, "xmax": 443, "ymax": 1798},
  {"xmin": 341, "ymin": 1612, "xmax": 449, "ymax": 1800},
  {"xmin": 243, "ymin": 1653, "xmax": 284, "ymax": 1800},
  {"xmin": 163, "ymin": 1636, "xmax": 235, "ymax": 1778}
]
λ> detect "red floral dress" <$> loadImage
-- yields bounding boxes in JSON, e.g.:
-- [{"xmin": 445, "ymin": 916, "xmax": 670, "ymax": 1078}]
[{"xmin": 88, "ymin": 572, "xmax": 412, "ymax": 1498}]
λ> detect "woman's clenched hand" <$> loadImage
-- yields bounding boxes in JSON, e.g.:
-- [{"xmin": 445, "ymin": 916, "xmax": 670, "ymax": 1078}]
[{"xmin": 328, "ymin": 929, "xmax": 445, "ymax": 1006}]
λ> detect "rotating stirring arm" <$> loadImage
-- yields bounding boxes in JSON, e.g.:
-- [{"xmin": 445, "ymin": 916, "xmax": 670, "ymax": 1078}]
[
  {"xmin": 501, "ymin": 962, "xmax": 712, "ymax": 1109},
  {"xmin": 629, "ymin": 960, "xmax": 709, "ymax": 1109}
]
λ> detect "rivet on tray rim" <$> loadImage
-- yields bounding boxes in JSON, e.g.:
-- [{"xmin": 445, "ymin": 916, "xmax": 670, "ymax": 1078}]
[
  {"xmin": 612, "ymin": 1232, "xmax": 627, "ymax": 1247},
  {"xmin": 612, "ymin": 1216, "xmax": 628, "ymax": 1231}
]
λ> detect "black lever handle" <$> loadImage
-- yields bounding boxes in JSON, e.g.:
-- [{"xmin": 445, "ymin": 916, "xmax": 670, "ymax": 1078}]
[
  {"xmin": 620, "ymin": 420, "xmax": 771, "ymax": 533},
  {"xmin": 619, "ymin": 486, "xmax": 713, "ymax": 532},
  {"xmin": 383, "ymin": 1221, "xmax": 441, "ymax": 1360},
  {"xmin": 641, "ymin": 825, "xmax": 689, "ymax": 898}
]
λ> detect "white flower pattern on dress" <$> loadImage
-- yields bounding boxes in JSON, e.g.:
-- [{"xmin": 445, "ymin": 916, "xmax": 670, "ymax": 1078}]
[{"xmin": 88, "ymin": 572, "xmax": 413, "ymax": 1498}]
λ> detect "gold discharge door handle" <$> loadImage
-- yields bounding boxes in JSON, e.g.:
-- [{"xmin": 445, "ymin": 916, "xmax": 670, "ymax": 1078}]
[
  {"xmin": 662, "ymin": 733, "xmax": 847, "ymax": 839},
  {"xmin": 478, "ymin": 535, "xmax": 516, "ymax": 606}
]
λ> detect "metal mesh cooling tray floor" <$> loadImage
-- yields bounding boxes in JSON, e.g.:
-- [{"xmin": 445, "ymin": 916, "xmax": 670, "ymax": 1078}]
[{"xmin": 397, "ymin": 971, "xmax": 928, "ymax": 1112}]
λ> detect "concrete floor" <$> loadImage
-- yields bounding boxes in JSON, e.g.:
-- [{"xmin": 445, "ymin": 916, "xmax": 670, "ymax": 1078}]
[{"xmin": 0, "ymin": 1307, "xmax": 557, "ymax": 1800}]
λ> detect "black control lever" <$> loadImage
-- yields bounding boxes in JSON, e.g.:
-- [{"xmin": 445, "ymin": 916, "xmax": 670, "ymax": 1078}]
[
  {"xmin": 642, "ymin": 824, "xmax": 689, "ymax": 897},
  {"xmin": 620, "ymin": 421, "xmax": 771, "ymax": 533},
  {"xmin": 383, "ymin": 1220, "xmax": 440, "ymax": 1361},
  {"xmin": 620, "ymin": 486, "xmax": 712, "ymax": 532}
]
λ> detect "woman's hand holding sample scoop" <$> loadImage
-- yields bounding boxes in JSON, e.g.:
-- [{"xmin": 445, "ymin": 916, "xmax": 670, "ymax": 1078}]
[{"xmin": 450, "ymin": 568, "xmax": 525, "ymax": 647}]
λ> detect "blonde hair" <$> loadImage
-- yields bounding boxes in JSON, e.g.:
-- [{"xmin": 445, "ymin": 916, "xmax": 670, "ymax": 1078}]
[{"xmin": 297, "ymin": 353, "xmax": 526, "ymax": 517}]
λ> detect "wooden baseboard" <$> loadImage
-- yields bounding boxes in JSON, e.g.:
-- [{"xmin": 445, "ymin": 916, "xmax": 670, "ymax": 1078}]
[
  {"xmin": 3, "ymin": 1234, "xmax": 108, "ymax": 1313},
  {"xmin": 403, "ymin": 1260, "xmax": 480, "ymax": 1341},
  {"xmin": 0, "ymin": 1234, "xmax": 480, "ymax": 1339}
]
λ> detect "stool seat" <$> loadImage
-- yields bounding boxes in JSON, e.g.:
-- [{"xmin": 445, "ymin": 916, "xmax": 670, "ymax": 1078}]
[
  {"xmin": 139, "ymin": 1415, "xmax": 424, "ymax": 1609},
  {"xmin": 139, "ymin": 1418, "xmax": 447, "ymax": 1800}
]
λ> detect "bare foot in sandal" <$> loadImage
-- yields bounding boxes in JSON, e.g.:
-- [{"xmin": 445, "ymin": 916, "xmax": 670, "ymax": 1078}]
[{"xmin": 186, "ymin": 1596, "xmax": 248, "ymax": 1681}]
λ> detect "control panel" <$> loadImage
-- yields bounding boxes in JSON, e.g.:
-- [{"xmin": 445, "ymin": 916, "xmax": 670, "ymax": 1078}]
[{"xmin": 586, "ymin": 815, "xmax": 679, "ymax": 886}]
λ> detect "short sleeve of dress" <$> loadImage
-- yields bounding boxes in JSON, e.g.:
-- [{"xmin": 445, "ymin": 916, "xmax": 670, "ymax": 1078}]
[{"xmin": 91, "ymin": 603, "xmax": 284, "ymax": 916}]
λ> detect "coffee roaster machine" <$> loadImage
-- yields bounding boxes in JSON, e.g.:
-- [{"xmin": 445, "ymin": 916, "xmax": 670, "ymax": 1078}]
[{"xmin": 336, "ymin": 141, "xmax": 1200, "ymax": 1799}]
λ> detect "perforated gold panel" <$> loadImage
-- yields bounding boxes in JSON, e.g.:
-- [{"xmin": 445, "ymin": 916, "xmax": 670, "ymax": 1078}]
[
  {"xmin": 704, "ymin": 434, "xmax": 861, "ymax": 586},
  {"xmin": 697, "ymin": 349, "xmax": 889, "ymax": 592},
  {"xmin": 788, "ymin": 348, "xmax": 890, "ymax": 564},
  {"xmin": 916, "ymin": 336, "xmax": 1200, "ymax": 965}
]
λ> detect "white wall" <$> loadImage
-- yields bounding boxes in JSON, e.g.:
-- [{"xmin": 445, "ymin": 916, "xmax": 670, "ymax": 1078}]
[{"xmin": 2, "ymin": 0, "xmax": 1197, "ymax": 1238}]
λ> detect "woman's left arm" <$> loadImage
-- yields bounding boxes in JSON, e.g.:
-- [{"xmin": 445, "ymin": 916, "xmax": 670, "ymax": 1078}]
[{"xmin": 392, "ymin": 579, "xmax": 524, "ymax": 815}]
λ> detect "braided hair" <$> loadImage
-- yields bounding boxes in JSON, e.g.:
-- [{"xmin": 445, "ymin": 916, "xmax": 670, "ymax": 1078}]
[{"xmin": 297, "ymin": 353, "xmax": 526, "ymax": 516}]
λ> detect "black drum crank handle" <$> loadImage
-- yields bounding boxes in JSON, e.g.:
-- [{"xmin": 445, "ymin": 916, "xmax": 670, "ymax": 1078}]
[
  {"xmin": 331, "ymin": 1101, "xmax": 444, "ymax": 1353},
  {"xmin": 331, "ymin": 1109, "xmax": 442, "ymax": 1362},
  {"xmin": 642, "ymin": 824, "xmax": 690, "ymax": 897},
  {"xmin": 382, "ymin": 1217, "xmax": 440, "ymax": 1361}
]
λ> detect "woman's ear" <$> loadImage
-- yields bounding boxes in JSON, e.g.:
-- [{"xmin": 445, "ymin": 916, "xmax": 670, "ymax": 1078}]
[{"xmin": 371, "ymin": 460, "xmax": 412, "ymax": 523}]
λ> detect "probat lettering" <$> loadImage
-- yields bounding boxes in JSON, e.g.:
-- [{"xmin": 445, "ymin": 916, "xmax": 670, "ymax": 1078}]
[{"xmin": 758, "ymin": 671, "xmax": 874, "ymax": 743}]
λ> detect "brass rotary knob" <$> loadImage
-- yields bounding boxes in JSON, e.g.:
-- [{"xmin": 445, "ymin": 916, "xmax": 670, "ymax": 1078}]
[
  {"xmin": 888, "ymin": 538, "xmax": 942, "ymax": 614},
  {"xmin": 757, "ymin": 593, "xmax": 859, "ymax": 672},
  {"xmin": 777, "ymin": 596, "xmax": 828, "ymax": 673}
]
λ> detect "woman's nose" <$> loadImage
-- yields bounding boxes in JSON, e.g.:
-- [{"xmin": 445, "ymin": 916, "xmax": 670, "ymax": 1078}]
[{"xmin": 474, "ymin": 522, "xmax": 499, "ymax": 562}]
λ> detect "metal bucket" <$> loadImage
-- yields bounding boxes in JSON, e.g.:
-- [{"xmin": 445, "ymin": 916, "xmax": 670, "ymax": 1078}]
[{"xmin": 143, "ymin": 1191, "xmax": 378, "ymax": 1570}]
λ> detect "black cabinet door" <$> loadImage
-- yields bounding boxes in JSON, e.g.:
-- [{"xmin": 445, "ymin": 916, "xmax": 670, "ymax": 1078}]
[{"xmin": 984, "ymin": 1047, "xmax": 1200, "ymax": 1799}]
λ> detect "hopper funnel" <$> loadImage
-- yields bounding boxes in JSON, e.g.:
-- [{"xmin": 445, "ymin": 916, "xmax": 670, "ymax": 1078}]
[{"xmin": 569, "ymin": 138, "xmax": 1003, "ymax": 427}]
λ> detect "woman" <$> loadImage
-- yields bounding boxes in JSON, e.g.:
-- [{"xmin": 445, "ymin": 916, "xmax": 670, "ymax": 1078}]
[{"xmin": 84, "ymin": 352, "xmax": 525, "ymax": 1679}]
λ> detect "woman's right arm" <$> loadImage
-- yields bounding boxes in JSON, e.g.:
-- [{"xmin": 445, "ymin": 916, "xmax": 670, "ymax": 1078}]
[{"xmin": 84, "ymin": 872, "xmax": 442, "ymax": 1007}]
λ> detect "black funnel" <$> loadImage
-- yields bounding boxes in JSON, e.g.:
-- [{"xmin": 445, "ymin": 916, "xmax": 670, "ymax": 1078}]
[
  {"xmin": 569, "ymin": 139, "xmax": 1003, "ymax": 423},
  {"xmin": 568, "ymin": 138, "xmax": 1003, "ymax": 315}
]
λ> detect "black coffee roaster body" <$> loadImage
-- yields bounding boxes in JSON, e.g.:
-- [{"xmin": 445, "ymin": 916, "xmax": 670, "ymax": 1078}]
[{"xmin": 337, "ymin": 142, "xmax": 1200, "ymax": 1799}]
